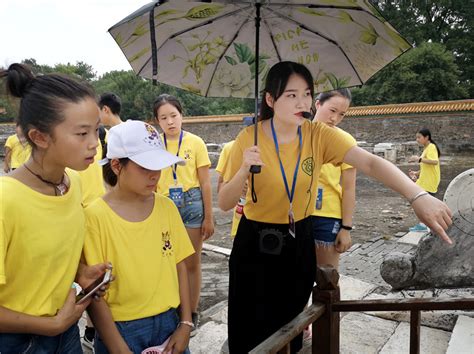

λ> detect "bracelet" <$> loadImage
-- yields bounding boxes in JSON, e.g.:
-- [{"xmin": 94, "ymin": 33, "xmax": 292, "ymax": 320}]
[
  {"xmin": 408, "ymin": 191, "xmax": 429, "ymax": 204},
  {"xmin": 340, "ymin": 224, "xmax": 353, "ymax": 231},
  {"xmin": 418, "ymin": 157, "xmax": 422, "ymax": 163},
  {"xmin": 179, "ymin": 320, "xmax": 195, "ymax": 329}
]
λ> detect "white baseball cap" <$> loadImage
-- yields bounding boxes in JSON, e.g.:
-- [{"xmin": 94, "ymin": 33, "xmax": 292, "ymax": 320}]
[{"xmin": 99, "ymin": 120, "xmax": 185, "ymax": 171}]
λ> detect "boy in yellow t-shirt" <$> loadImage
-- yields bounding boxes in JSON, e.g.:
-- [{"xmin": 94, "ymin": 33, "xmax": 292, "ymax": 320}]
[
  {"xmin": 84, "ymin": 121, "xmax": 194, "ymax": 354},
  {"xmin": 3, "ymin": 124, "xmax": 32, "ymax": 172}
]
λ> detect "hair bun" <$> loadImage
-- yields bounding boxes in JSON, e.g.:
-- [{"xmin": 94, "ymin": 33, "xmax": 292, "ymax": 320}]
[{"xmin": 5, "ymin": 63, "xmax": 35, "ymax": 98}]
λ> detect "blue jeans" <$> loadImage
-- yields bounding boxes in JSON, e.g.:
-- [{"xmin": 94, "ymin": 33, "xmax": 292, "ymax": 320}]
[
  {"xmin": 94, "ymin": 308, "xmax": 190, "ymax": 354},
  {"xmin": 0, "ymin": 323, "xmax": 81, "ymax": 354},
  {"xmin": 311, "ymin": 216, "xmax": 341, "ymax": 246},
  {"xmin": 177, "ymin": 187, "xmax": 204, "ymax": 229}
]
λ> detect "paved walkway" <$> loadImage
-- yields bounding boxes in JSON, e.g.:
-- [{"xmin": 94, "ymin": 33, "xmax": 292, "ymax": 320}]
[{"xmin": 339, "ymin": 235, "xmax": 417, "ymax": 287}]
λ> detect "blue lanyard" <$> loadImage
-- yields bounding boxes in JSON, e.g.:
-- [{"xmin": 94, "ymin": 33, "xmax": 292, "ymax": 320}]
[
  {"xmin": 163, "ymin": 130, "xmax": 184, "ymax": 182},
  {"xmin": 270, "ymin": 119, "xmax": 302, "ymax": 209}
]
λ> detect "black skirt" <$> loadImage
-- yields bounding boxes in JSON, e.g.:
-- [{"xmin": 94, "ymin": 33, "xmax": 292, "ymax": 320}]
[{"xmin": 228, "ymin": 215, "xmax": 316, "ymax": 354}]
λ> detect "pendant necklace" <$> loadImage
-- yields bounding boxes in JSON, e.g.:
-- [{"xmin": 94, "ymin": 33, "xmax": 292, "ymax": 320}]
[{"xmin": 24, "ymin": 164, "xmax": 69, "ymax": 196}]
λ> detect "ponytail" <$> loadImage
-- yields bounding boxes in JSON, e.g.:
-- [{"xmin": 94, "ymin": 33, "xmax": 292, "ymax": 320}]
[{"xmin": 0, "ymin": 63, "xmax": 95, "ymax": 147}]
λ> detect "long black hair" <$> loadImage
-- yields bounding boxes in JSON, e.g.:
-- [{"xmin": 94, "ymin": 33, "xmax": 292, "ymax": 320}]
[
  {"xmin": 259, "ymin": 61, "xmax": 314, "ymax": 121},
  {"xmin": 418, "ymin": 128, "xmax": 441, "ymax": 157}
]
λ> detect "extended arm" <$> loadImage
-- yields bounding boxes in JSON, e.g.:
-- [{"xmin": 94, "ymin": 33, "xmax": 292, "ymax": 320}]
[{"xmin": 344, "ymin": 146, "xmax": 452, "ymax": 244}]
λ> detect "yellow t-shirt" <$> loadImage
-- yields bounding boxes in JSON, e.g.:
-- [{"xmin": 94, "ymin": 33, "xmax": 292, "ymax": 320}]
[
  {"xmin": 216, "ymin": 141, "xmax": 241, "ymax": 237},
  {"xmin": 77, "ymin": 140, "xmax": 106, "ymax": 207},
  {"xmin": 223, "ymin": 120, "xmax": 357, "ymax": 223},
  {"xmin": 416, "ymin": 143, "xmax": 440, "ymax": 193},
  {"xmin": 0, "ymin": 172, "xmax": 85, "ymax": 316},
  {"xmin": 313, "ymin": 128, "xmax": 355, "ymax": 219},
  {"xmin": 83, "ymin": 194, "xmax": 195, "ymax": 321},
  {"xmin": 5, "ymin": 134, "xmax": 32, "ymax": 169},
  {"xmin": 157, "ymin": 132, "xmax": 211, "ymax": 195}
]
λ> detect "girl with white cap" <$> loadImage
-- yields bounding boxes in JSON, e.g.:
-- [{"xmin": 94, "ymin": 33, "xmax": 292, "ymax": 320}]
[{"xmin": 83, "ymin": 120, "xmax": 194, "ymax": 354}]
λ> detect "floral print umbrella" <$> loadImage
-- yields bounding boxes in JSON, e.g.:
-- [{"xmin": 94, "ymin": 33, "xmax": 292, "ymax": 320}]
[{"xmin": 109, "ymin": 0, "xmax": 411, "ymax": 99}]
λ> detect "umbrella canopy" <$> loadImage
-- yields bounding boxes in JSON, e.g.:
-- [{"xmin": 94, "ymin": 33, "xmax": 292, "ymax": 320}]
[{"xmin": 109, "ymin": 0, "xmax": 411, "ymax": 98}]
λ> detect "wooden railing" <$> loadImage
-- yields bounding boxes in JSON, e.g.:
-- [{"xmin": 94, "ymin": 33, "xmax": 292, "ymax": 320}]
[{"xmin": 250, "ymin": 266, "xmax": 474, "ymax": 354}]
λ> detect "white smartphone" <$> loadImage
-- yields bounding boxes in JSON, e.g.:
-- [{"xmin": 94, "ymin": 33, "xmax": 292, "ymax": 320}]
[{"xmin": 76, "ymin": 269, "xmax": 112, "ymax": 305}]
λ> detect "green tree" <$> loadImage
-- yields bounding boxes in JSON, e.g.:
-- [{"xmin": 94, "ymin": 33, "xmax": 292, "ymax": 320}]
[
  {"xmin": 93, "ymin": 70, "xmax": 253, "ymax": 120},
  {"xmin": 371, "ymin": 0, "xmax": 474, "ymax": 96},
  {"xmin": 352, "ymin": 42, "xmax": 468, "ymax": 105}
]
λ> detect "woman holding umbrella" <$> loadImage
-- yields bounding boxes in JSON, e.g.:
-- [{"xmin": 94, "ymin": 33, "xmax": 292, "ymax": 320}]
[{"xmin": 218, "ymin": 61, "xmax": 452, "ymax": 353}]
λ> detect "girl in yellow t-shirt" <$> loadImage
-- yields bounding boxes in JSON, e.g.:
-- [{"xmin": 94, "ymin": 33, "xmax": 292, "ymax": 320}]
[
  {"xmin": 84, "ymin": 120, "xmax": 194, "ymax": 354},
  {"xmin": 154, "ymin": 94, "xmax": 214, "ymax": 332},
  {"xmin": 3, "ymin": 123, "xmax": 32, "ymax": 172},
  {"xmin": 408, "ymin": 128, "xmax": 441, "ymax": 231},
  {"xmin": 218, "ymin": 61, "xmax": 453, "ymax": 353},
  {"xmin": 312, "ymin": 89, "xmax": 356, "ymax": 270},
  {"xmin": 0, "ymin": 63, "xmax": 109, "ymax": 353}
]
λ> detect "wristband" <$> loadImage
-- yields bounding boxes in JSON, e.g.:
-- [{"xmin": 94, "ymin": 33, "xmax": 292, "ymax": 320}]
[
  {"xmin": 408, "ymin": 191, "xmax": 429, "ymax": 204},
  {"xmin": 418, "ymin": 157, "xmax": 422, "ymax": 163},
  {"xmin": 340, "ymin": 224, "xmax": 353, "ymax": 231},
  {"xmin": 179, "ymin": 320, "xmax": 195, "ymax": 329}
]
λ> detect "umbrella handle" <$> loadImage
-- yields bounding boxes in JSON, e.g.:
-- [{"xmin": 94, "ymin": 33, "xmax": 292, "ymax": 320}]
[{"xmin": 250, "ymin": 165, "xmax": 261, "ymax": 173}]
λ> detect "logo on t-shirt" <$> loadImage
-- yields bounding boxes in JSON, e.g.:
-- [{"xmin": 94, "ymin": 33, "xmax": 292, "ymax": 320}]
[
  {"xmin": 302, "ymin": 157, "xmax": 314, "ymax": 176},
  {"xmin": 162, "ymin": 231, "xmax": 174, "ymax": 256},
  {"xmin": 183, "ymin": 149, "xmax": 193, "ymax": 160}
]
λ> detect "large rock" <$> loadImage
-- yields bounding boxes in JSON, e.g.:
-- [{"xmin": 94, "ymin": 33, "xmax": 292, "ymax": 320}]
[{"xmin": 381, "ymin": 169, "xmax": 474, "ymax": 289}]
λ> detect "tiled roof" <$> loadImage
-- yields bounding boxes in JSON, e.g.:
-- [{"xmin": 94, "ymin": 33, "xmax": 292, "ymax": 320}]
[
  {"xmin": 182, "ymin": 99, "xmax": 474, "ymax": 123},
  {"xmin": 345, "ymin": 99, "xmax": 474, "ymax": 117}
]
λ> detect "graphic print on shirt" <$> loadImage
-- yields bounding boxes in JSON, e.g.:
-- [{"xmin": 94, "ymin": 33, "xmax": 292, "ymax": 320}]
[
  {"xmin": 162, "ymin": 231, "xmax": 174, "ymax": 256},
  {"xmin": 302, "ymin": 157, "xmax": 314, "ymax": 176}
]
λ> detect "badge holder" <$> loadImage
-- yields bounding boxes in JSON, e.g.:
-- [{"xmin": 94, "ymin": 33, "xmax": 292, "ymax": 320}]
[
  {"xmin": 288, "ymin": 206, "xmax": 296, "ymax": 238},
  {"xmin": 169, "ymin": 184, "xmax": 184, "ymax": 208},
  {"xmin": 316, "ymin": 187, "xmax": 323, "ymax": 210}
]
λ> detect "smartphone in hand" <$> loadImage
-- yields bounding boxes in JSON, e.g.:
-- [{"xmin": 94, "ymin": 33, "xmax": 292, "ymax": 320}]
[{"xmin": 76, "ymin": 269, "xmax": 112, "ymax": 305}]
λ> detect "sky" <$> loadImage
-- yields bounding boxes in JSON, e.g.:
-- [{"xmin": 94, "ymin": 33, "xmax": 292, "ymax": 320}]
[{"xmin": 0, "ymin": 0, "xmax": 151, "ymax": 76}]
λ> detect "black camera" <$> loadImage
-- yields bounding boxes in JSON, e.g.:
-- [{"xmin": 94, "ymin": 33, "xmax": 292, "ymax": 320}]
[{"xmin": 258, "ymin": 228, "xmax": 284, "ymax": 255}]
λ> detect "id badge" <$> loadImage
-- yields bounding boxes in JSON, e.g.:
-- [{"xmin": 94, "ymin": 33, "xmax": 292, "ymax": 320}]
[
  {"xmin": 288, "ymin": 209, "xmax": 296, "ymax": 238},
  {"xmin": 316, "ymin": 187, "xmax": 323, "ymax": 210},
  {"xmin": 169, "ymin": 184, "xmax": 184, "ymax": 208}
]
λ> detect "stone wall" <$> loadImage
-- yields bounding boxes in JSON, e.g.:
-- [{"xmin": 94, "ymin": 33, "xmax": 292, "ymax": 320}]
[
  {"xmin": 1, "ymin": 110, "xmax": 473, "ymax": 156},
  {"xmin": 186, "ymin": 111, "xmax": 474, "ymax": 155}
]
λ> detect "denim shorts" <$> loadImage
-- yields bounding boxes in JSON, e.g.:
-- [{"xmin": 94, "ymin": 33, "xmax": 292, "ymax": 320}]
[
  {"xmin": 94, "ymin": 308, "xmax": 190, "ymax": 354},
  {"xmin": 176, "ymin": 187, "xmax": 204, "ymax": 229},
  {"xmin": 311, "ymin": 216, "xmax": 341, "ymax": 246},
  {"xmin": 0, "ymin": 323, "xmax": 81, "ymax": 354}
]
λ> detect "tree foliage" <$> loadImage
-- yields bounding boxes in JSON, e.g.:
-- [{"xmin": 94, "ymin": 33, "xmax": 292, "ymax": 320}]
[
  {"xmin": 367, "ymin": 0, "xmax": 474, "ymax": 97},
  {"xmin": 352, "ymin": 42, "xmax": 468, "ymax": 105},
  {"xmin": 93, "ymin": 70, "xmax": 254, "ymax": 121}
]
